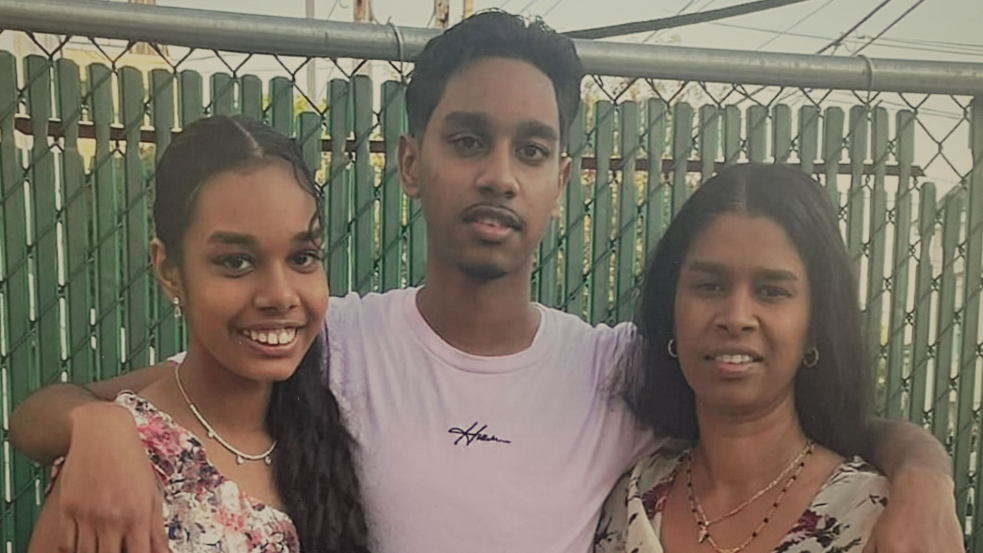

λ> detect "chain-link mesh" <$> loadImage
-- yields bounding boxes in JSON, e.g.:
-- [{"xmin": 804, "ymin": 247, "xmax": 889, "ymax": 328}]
[{"xmin": 0, "ymin": 27, "xmax": 981, "ymax": 551}]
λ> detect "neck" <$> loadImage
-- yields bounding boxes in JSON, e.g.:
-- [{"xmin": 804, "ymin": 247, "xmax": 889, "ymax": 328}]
[
  {"xmin": 418, "ymin": 258, "xmax": 539, "ymax": 356},
  {"xmin": 177, "ymin": 344, "xmax": 273, "ymax": 435},
  {"xmin": 692, "ymin": 394, "xmax": 809, "ymax": 497}
]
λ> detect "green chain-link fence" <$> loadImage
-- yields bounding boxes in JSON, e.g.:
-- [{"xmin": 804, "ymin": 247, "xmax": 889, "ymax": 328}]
[{"xmin": 1, "ymin": 5, "xmax": 982, "ymax": 551}]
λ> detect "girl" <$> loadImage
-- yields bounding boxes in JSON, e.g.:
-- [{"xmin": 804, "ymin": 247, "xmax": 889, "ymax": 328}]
[{"xmin": 30, "ymin": 115, "xmax": 369, "ymax": 553}]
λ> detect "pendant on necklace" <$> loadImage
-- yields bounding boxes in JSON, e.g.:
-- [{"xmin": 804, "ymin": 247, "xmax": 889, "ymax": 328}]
[
  {"xmin": 236, "ymin": 455, "xmax": 244, "ymax": 465},
  {"xmin": 698, "ymin": 525, "xmax": 710, "ymax": 544},
  {"xmin": 265, "ymin": 456, "xmax": 272, "ymax": 465}
]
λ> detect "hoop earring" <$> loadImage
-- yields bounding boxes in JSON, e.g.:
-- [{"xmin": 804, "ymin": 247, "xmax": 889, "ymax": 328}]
[
  {"xmin": 667, "ymin": 339, "xmax": 678, "ymax": 359},
  {"xmin": 173, "ymin": 296, "xmax": 182, "ymax": 319},
  {"xmin": 803, "ymin": 347, "xmax": 819, "ymax": 368}
]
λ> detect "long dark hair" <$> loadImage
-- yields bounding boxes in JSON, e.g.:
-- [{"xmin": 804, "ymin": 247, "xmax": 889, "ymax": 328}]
[
  {"xmin": 622, "ymin": 163, "xmax": 871, "ymax": 458},
  {"xmin": 154, "ymin": 115, "xmax": 369, "ymax": 553}
]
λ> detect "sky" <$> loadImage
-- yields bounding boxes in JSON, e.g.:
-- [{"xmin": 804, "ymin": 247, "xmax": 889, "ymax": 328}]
[
  {"xmin": 143, "ymin": 0, "xmax": 982, "ymax": 63},
  {"xmin": 3, "ymin": 0, "xmax": 979, "ymax": 189}
]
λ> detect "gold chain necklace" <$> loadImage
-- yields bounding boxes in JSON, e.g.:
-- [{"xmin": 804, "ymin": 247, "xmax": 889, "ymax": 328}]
[
  {"xmin": 174, "ymin": 363, "xmax": 276, "ymax": 465},
  {"xmin": 685, "ymin": 440, "xmax": 814, "ymax": 553}
]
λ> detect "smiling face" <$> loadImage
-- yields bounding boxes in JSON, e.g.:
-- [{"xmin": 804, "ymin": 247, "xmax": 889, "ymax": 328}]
[
  {"xmin": 673, "ymin": 212, "xmax": 812, "ymax": 416},
  {"xmin": 154, "ymin": 161, "xmax": 329, "ymax": 383},
  {"xmin": 399, "ymin": 56, "xmax": 571, "ymax": 281}
]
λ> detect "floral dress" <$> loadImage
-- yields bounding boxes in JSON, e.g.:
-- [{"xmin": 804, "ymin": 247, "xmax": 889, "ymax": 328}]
[
  {"xmin": 594, "ymin": 442, "xmax": 889, "ymax": 553},
  {"xmin": 53, "ymin": 392, "xmax": 300, "ymax": 552}
]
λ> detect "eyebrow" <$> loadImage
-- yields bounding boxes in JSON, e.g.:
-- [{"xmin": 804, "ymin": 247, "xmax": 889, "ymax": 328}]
[
  {"xmin": 515, "ymin": 120, "xmax": 559, "ymax": 142},
  {"xmin": 442, "ymin": 111, "xmax": 492, "ymax": 133},
  {"xmin": 686, "ymin": 260, "xmax": 799, "ymax": 282},
  {"xmin": 207, "ymin": 230, "xmax": 320, "ymax": 246},
  {"xmin": 442, "ymin": 111, "xmax": 559, "ymax": 142}
]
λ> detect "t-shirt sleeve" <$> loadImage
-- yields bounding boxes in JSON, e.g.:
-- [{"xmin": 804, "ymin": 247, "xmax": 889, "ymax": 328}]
[
  {"xmin": 600, "ymin": 321, "xmax": 666, "ymax": 465},
  {"xmin": 325, "ymin": 292, "xmax": 362, "ymax": 434}
]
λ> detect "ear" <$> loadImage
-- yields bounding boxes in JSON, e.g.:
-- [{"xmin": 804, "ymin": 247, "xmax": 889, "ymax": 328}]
[
  {"xmin": 399, "ymin": 134, "xmax": 422, "ymax": 199},
  {"xmin": 151, "ymin": 238, "xmax": 183, "ymax": 305},
  {"xmin": 552, "ymin": 154, "xmax": 573, "ymax": 218}
]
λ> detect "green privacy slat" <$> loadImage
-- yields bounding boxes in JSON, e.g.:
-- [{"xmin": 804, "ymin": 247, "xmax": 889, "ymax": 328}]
[
  {"xmin": 590, "ymin": 101, "xmax": 615, "ymax": 325},
  {"xmin": 965, "ymin": 97, "xmax": 983, "ymax": 551},
  {"xmin": 1, "ymin": 50, "xmax": 35, "ymax": 553},
  {"xmin": 564, "ymin": 102, "xmax": 587, "ymax": 318},
  {"xmin": 885, "ymin": 110, "xmax": 915, "ymax": 420},
  {"xmin": 178, "ymin": 70, "xmax": 203, "ymax": 126},
  {"xmin": 379, "ymin": 81, "xmax": 405, "ymax": 292},
  {"xmin": 297, "ymin": 111, "xmax": 322, "ymax": 173},
  {"xmin": 351, "ymin": 75, "xmax": 375, "ymax": 294},
  {"xmin": 865, "ymin": 107, "xmax": 888, "ymax": 413},
  {"xmin": 772, "ymin": 104, "xmax": 792, "ymax": 164},
  {"xmin": 745, "ymin": 105, "xmax": 767, "ymax": 163},
  {"xmin": 150, "ymin": 69, "xmax": 183, "ymax": 359},
  {"xmin": 671, "ymin": 103, "xmax": 693, "ymax": 216},
  {"xmin": 538, "ymin": 218, "xmax": 559, "ymax": 308},
  {"xmin": 269, "ymin": 76, "xmax": 293, "ymax": 136},
  {"xmin": 722, "ymin": 105, "xmax": 741, "ymax": 166},
  {"xmin": 57, "ymin": 58, "xmax": 94, "ymax": 384},
  {"xmin": 615, "ymin": 101, "xmax": 639, "ymax": 322},
  {"xmin": 943, "ymin": 191, "xmax": 971, "ymax": 519},
  {"xmin": 910, "ymin": 184, "xmax": 936, "ymax": 428},
  {"xmin": 210, "ymin": 72, "xmax": 235, "ymax": 116},
  {"xmin": 297, "ymin": 112, "xmax": 322, "ymax": 273},
  {"xmin": 845, "ymin": 106, "xmax": 869, "ymax": 275},
  {"xmin": 408, "ymin": 201, "xmax": 426, "ymax": 287},
  {"xmin": 698, "ymin": 104, "xmax": 718, "ymax": 182},
  {"xmin": 88, "ymin": 63, "xmax": 121, "ymax": 380},
  {"xmin": 821, "ymin": 107, "xmax": 844, "ymax": 209},
  {"xmin": 0, "ymin": 51, "xmax": 13, "ymax": 549},
  {"xmin": 120, "ymin": 66, "xmax": 150, "ymax": 369},
  {"xmin": 25, "ymin": 55, "xmax": 60, "ymax": 387},
  {"xmin": 798, "ymin": 106, "xmax": 820, "ymax": 174},
  {"xmin": 644, "ymin": 99, "xmax": 669, "ymax": 248},
  {"xmin": 327, "ymin": 79, "xmax": 351, "ymax": 293},
  {"xmin": 239, "ymin": 74, "xmax": 263, "ymax": 121},
  {"xmin": 934, "ymin": 192, "xmax": 961, "ymax": 444}
]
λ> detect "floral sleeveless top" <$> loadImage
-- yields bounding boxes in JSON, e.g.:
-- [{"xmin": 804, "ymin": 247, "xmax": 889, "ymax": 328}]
[
  {"xmin": 115, "ymin": 392, "xmax": 299, "ymax": 552},
  {"xmin": 594, "ymin": 442, "xmax": 889, "ymax": 553}
]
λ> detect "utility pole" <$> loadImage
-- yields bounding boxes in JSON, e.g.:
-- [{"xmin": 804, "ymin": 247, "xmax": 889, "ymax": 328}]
[
  {"xmin": 305, "ymin": 0, "xmax": 316, "ymax": 100},
  {"xmin": 463, "ymin": 0, "xmax": 475, "ymax": 18},
  {"xmin": 355, "ymin": 0, "xmax": 370, "ymax": 23},
  {"xmin": 354, "ymin": 0, "xmax": 372, "ymax": 76},
  {"xmin": 129, "ymin": 0, "xmax": 158, "ymax": 55},
  {"xmin": 435, "ymin": 0, "xmax": 450, "ymax": 29}
]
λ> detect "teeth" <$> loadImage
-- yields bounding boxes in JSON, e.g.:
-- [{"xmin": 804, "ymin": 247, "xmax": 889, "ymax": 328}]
[
  {"xmin": 242, "ymin": 328, "xmax": 297, "ymax": 346},
  {"xmin": 715, "ymin": 354, "xmax": 754, "ymax": 364}
]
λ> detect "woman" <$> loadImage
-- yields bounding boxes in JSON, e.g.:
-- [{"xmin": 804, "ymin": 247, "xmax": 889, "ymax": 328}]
[
  {"xmin": 595, "ymin": 163, "xmax": 888, "ymax": 553},
  {"xmin": 30, "ymin": 116, "xmax": 369, "ymax": 553}
]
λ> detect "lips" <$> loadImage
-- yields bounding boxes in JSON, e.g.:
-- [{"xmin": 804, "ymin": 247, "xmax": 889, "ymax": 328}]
[{"xmin": 461, "ymin": 204, "xmax": 524, "ymax": 230}]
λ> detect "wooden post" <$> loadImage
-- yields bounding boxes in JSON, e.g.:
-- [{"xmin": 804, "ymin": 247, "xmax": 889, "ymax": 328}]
[
  {"xmin": 355, "ymin": 0, "xmax": 369, "ymax": 22},
  {"xmin": 435, "ymin": 0, "xmax": 450, "ymax": 29}
]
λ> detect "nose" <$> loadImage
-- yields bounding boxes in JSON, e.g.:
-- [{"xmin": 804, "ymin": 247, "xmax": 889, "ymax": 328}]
[
  {"xmin": 714, "ymin": 288, "xmax": 758, "ymax": 336},
  {"xmin": 254, "ymin": 263, "xmax": 301, "ymax": 313},
  {"xmin": 476, "ymin": 142, "xmax": 519, "ymax": 200}
]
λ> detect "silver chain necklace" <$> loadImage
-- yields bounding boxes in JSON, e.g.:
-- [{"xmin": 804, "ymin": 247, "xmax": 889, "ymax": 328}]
[{"xmin": 174, "ymin": 363, "xmax": 276, "ymax": 465}]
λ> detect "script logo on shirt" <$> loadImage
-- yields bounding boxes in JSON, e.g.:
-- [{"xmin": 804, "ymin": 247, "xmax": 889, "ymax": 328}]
[{"xmin": 448, "ymin": 422, "xmax": 512, "ymax": 447}]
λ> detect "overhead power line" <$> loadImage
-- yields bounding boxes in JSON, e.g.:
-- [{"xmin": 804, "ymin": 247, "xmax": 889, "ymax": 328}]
[
  {"xmin": 754, "ymin": 0, "xmax": 836, "ymax": 50},
  {"xmin": 563, "ymin": 0, "xmax": 814, "ymax": 40},
  {"xmin": 853, "ymin": 0, "xmax": 927, "ymax": 55},
  {"xmin": 815, "ymin": 0, "xmax": 892, "ymax": 54}
]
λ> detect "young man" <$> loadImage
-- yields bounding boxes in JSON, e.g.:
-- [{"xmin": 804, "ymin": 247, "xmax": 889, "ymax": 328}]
[{"xmin": 10, "ymin": 11, "xmax": 962, "ymax": 553}]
